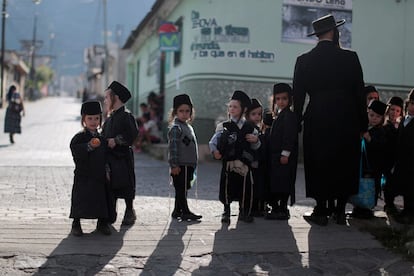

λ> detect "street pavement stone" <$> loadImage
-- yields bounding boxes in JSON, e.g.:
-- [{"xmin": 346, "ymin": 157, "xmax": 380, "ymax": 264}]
[{"xmin": 0, "ymin": 97, "xmax": 413, "ymax": 275}]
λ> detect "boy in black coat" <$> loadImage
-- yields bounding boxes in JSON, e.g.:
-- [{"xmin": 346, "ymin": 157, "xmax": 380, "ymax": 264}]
[
  {"xmin": 352, "ymin": 100, "xmax": 387, "ymax": 219},
  {"xmin": 102, "ymin": 81, "xmax": 139, "ymax": 225},
  {"xmin": 393, "ymin": 89, "xmax": 414, "ymax": 224},
  {"xmin": 266, "ymin": 83, "xmax": 298, "ymax": 220},
  {"xmin": 70, "ymin": 101, "xmax": 112, "ymax": 236}
]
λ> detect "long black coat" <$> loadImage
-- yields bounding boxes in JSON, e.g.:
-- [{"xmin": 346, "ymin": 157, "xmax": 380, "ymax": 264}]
[
  {"xmin": 293, "ymin": 40, "xmax": 367, "ymax": 199},
  {"xmin": 268, "ymin": 108, "xmax": 298, "ymax": 205},
  {"xmin": 391, "ymin": 117, "xmax": 414, "ymax": 196},
  {"xmin": 102, "ymin": 106, "xmax": 139, "ymax": 199},
  {"xmin": 70, "ymin": 130, "xmax": 110, "ymax": 219}
]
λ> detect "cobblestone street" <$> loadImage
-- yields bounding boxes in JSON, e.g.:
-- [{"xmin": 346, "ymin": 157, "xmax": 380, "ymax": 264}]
[{"xmin": 0, "ymin": 97, "xmax": 413, "ymax": 275}]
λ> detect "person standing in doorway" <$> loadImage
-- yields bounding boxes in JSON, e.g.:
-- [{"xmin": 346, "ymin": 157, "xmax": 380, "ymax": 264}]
[
  {"xmin": 102, "ymin": 81, "xmax": 139, "ymax": 226},
  {"xmin": 292, "ymin": 14, "xmax": 367, "ymax": 226}
]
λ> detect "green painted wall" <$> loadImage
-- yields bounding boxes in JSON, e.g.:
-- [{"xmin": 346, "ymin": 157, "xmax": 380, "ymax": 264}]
[{"xmin": 126, "ymin": 0, "xmax": 414, "ymax": 127}]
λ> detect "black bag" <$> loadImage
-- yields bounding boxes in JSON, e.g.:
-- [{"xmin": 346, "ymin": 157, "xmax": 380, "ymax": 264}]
[{"xmin": 10, "ymin": 102, "xmax": 22, "ymax": 113}]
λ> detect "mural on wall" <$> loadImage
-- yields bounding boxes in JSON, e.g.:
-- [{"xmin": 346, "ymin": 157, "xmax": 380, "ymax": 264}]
[
  {"xmin": 190, "ymin": 10, "xmax": 276, "ymax": 63},
  {"xmin": 282, "ymin": 0, "xmax": 353, "ymax": 48}
]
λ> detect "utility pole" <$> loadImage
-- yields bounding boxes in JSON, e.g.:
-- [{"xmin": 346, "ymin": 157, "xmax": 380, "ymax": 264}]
[
  {"xmin": 0, "ymin": 0, "xmax": 6, "ymax": 108},
  {"xmin": 103, "ymin": 0, "xmax": 109, "ymax": 86},
  {"xmin": 28, "ymin": 13, "xmax": 37, "ymax": 100},
  {"xmin": 29, "ymin": 0, "xmax": 41, "ymax": 100}
]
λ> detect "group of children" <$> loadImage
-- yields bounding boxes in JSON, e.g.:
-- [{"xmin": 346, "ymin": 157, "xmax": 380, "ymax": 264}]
[
  {"xmin": 170, "ymin": 83, "xmax": 414, "ymax": 225},
  {"xmin": 70, "ymin": 81, "xmax": 414, "ymax": 236},
  {"xmin": 353, "ymin": 86, "xmax": 414, "ymax": 223},
  {"xmin": 208, "ymin": 83, "xmax": 298, "ymax": 223}
]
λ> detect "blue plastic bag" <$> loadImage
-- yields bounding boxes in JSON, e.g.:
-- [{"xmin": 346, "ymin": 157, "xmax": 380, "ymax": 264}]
[{"xmin": 349, "ymin": 139, "xmax": 376, "ymax": 209}]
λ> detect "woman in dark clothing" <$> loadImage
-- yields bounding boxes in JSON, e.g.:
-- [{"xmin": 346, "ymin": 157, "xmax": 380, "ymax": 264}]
[
  {"xmin": 4, "ymin": 85, "xmax": 25, "ymax": 144},
  {"xmin": 70, "ymin": 101, "xmax": 112, "ymax": 236}
]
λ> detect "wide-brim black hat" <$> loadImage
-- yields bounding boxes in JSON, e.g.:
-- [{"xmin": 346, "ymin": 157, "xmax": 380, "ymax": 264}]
[
  {"xmin": 387, "ymin": 96, "xmax": 404, "ymax": 109},
  {"xmin": 81, "ymin": 100, "xmax": 102, "ymax": 115},
  {"xmin": 364, "ymin": 85, "xmax": 378, "ymax": 95},
  {"xmin": 247, "ymin": 98, "xmax": 262, "ymax": 113},
  {"xmin": 231, "ymin": 90, "xmax": 251, "ymax": 109},
  {"xmin": 273, "ymin": 83, "xmax": 292, "ymax": 95},
  {"xmin": 408, "ymin": 88, "xmax": 414, "ymax": 102},
  {"xmin": 307, "ymin": 14, "xmax": 345, "ymax": 37},
  {"xmin": 173, "ymin": 94, "xmax": 193, "ymax": 109},
  {"xmin": 108, "ymin": 81, "xmax": 131, "ymax": 103},
  {"xmin": 368, "ymin": 100, "xmax": 387, "ymax": 116}
]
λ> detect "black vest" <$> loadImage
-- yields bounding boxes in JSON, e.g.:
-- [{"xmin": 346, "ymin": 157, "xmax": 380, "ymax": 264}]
[{"xmin": 218, "ymin": 120, "xmax": 256, "ymax": 166}]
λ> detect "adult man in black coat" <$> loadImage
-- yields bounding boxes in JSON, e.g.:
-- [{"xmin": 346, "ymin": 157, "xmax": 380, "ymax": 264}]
[
  {"xmin": 103, "ymin": 81, "xmax": 139, "ymax": 225},
  {"xmin": 292, "ymin": 14, "xmax": 367, "ymax": 225}
]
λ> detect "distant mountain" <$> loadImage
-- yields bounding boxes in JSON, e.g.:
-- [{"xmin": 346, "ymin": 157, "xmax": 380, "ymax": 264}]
[{"xmin": 4, "ymin": 0, "xmax": 155, "ymax": 76}]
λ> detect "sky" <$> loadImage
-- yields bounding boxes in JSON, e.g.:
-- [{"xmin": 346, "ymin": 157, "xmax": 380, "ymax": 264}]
[{"xmin": 4, "ymin": 0, "xmax": 156, "ymax": 76}]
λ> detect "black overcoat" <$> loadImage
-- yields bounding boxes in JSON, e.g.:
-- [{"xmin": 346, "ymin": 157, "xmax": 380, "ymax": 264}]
[
  {"xmin": 102, "ymin": 106, "xmax": 139, "ymax": 199},
  {"xmin": 268, "ymin": 108, "xmax": 298, "ymax": 205},
  {"xmin": 69, "ymin": 130, "xmax": 110, "ymax": 219},
  {"xmin": 293, "ymin": 40, "xmax": 367, "ymax": 199},
  {"xmin": 391, "ymin": 117, "xmax": 414, "ymax": 196}
]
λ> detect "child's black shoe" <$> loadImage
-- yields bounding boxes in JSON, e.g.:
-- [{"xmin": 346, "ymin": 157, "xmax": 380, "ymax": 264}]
[
  {"xmin": 275, "ymin": 209, "xmax": 290, "ymax": 220},
  {"xmin": 122, "ymin": 208, "xmax": 137, "ymax": 225},
  {"xmin": 221, "ymin": 212, "xmax": 230, "ymax": 224},
  {"xmin": 97, "ymin": 220, "xmax": 112, "ymax": 235},
  {"xmin": 71, "ymin": 221, "xmax": 83, "ymax": 237},
  {"xmin": 171, "ymin": 209, "xmax": 182, "ymax": 219}
]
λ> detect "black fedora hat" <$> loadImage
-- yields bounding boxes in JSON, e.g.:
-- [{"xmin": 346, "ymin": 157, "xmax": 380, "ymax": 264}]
[{"xmin": 307, "ymin": 14, "xmax": 345, "ymax": 37}]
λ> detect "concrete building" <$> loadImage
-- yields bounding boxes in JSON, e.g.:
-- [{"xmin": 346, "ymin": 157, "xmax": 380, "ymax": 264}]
[
  {"xmin": 1, "ymin": 50, "xmax": 29, "ymax": 103},
  {"xmin": 123, "ymin": 0, "xmax": 414, "ymax": 143}
]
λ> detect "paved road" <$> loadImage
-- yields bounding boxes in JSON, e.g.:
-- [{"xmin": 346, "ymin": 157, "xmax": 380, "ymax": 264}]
[{"xmin": 0, "ymin": 97, "xmax": 413, "ymax": 275}]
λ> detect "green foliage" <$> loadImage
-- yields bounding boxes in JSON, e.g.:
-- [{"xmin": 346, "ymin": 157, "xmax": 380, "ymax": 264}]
[{"xmin": 35, "ymin": 65, "xmax": 54, "ymax": 89}]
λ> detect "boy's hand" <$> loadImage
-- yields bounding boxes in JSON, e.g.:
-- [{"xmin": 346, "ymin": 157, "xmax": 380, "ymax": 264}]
[
  {"xmin": 245, "ymin": 133, "xmax": 258, "ymax": 143},
  {"xmin": 107, "ymin": 138, "xmax": 116, "ymax": 149},
  {"xmin": 170, "ymin": 167, "xmax": 181, "ymax": 176},
  {"xmin": 362, "ymin": 132, "xmax": 371, "ymax": 142},
  {"xmin": 213, "ymin": 150, "xmax": 222, "ymax": 160},
  {"xmin": 280, "ymin": 156, "xmax": 289, "ymax": 165}
]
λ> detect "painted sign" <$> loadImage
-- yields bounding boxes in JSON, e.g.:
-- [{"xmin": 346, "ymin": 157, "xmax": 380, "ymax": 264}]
[
  {"xmin": 282, "ymin": 0, "xmax": 353, "ymax": 48},
  {"xmin": 190, "ymin": 10, "xmax": 275, "ymax": 62},
  {"xmin": 159, "ymin": 22, "xmax": 181, "ymax": 52}
]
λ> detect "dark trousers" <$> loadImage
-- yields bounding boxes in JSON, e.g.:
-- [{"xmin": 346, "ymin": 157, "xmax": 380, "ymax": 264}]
[
  {"xmin": 172, "ymin": 166, "xmax": 194, "ymax": 214},
  {"xmin": 314, "ymin": 197, "xmax": 346, "ymax": 216},
  {"xmin": 269, "ymin": 192, "xmax": 289, "ymax": 211}
]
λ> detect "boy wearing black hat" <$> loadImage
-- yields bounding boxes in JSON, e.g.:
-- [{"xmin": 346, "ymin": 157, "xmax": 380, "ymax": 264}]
[
  {"xmin": 209, "ymin": 90, "xmax": 261, "ymax": 223},
  {"xmin": 266, "ymin": 83, "xmax": 298, "ymax": 220},
  {"xmin": 352, "ymin": 100, "xmax": 388, "ymax": 219},
  {"xmin": 69, "ymin": 101, "xmax": 112, "ymax": 236},
  {"xmin": 168, "ymin": 94, "xmax": 202, "ymax": 221},
  {"xmin": 245, "ymin": 98, "xmax": 267, "ymax": 217},
  {"xmin": 383, "ymin": 96, "xmax": 404, "ymax": 214},
  {"xmin": 392, "ymin": 89, "xmax": 414, "ymax": 224},
  {"xmin": 102, "ymin": 81, "xmax": 139, "ymax": 225},
  {"xmin": 365, "ymin": 85, "xmax": 380, "ymax": 107}
]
